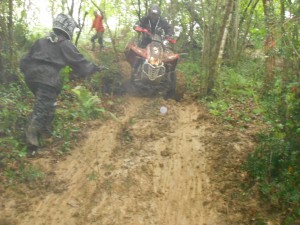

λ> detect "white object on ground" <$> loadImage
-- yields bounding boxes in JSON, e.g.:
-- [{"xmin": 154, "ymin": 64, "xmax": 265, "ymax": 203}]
[{"xmin": 160, "ymin": 106, "xmax": 168, "ymax": 114}]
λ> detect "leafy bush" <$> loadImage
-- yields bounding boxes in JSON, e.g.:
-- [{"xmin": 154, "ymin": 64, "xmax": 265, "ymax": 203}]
[
  {"xmin": 243, "ymin": 81, "xmax": 300, "ymax": 224},
  {"xmin": 201, "ymin": 57, "xmax": 299, "ymax": 223},
  {"xmin": 71, "ymin": 85, "xmax": 105, "ymax": 120},
  {"xmin": 177, "ymin": 61, "xmax": 200, "ymax": 92},
  {"xmin": 204, "ymin": 64, "xmax": 264, "ymax": 128},
  {"xmin": 0, "ymin": 82, "xmax": 34, "ymax": 181},
  {"xmin": 244, "ymin": 131, "xmax": 300, "ymax": 224}
]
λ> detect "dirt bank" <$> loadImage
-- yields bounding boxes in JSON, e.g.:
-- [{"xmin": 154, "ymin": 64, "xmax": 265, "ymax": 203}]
[{"xmin": 0, "ymin": 93, "xmax": 266, "ymax": 225}]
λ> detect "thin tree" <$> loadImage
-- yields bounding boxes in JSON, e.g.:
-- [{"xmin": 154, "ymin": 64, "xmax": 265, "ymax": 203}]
[
  {"xmin": 262, "ymin": 0, "xmax": 276, "ymax": 90},
  {"xmin": 235, "ymin": 0, "xmax": 259, "ymax": 62},
  {"xmin": 205, "ymin": 0, "xmax": 234, "ymax": 95}
]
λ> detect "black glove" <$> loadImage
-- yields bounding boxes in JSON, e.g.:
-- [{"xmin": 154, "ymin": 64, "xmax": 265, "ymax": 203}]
[
  {"xmin": 96, "ymin": 65, "xmax": 108, "ymax": 72},
  {"xmin": 165, "ymin": 35, "xmax": 176, "ymax": 44}
]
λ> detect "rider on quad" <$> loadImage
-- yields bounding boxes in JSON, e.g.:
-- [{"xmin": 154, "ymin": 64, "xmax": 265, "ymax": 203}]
[{"xmin": 132, "ymin": 4, "xmax": 175, "ymax": 80}]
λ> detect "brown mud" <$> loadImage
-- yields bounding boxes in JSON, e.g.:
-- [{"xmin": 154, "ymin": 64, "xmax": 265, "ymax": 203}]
[
  {"xmin": 0, "ymin": 53, "xmax": 272, "ymax": 225},
  {"xmin": 0, "ymin": 91, "xmax": 269, "ymax": 225}
]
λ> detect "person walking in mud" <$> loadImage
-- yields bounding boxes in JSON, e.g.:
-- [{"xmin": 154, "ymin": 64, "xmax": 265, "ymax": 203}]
[
  {"xmin": 90, "ymin": 10, "xmax": 105, "ymax": 50},
  {"xmin": 19, "ymin": 13, "xmax": 106, "ymax": 151}
]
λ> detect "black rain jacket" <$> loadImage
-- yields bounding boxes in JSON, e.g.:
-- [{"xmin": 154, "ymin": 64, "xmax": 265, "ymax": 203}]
[
  {"xmin": 134, "ymin": 16, "xmax": 174, "ymax": 47},
  {"xmin": 135, "ymin": 16, "xmax": 173, "ymax": 36},
  {"xmin": 20, "ymin": 34, "xmax": 98, "ymax": 91}
]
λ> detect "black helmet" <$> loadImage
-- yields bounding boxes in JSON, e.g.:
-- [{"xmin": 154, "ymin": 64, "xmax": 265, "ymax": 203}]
[
  {"xmin": 148, "ymin": 4, "xmax": 161, "ymax": 24},
  {"xmin": 52, "ymin": 13, "xmax": 77, "ymax": 40}
]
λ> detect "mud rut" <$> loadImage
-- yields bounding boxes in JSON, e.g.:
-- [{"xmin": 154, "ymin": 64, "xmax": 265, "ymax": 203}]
[{"xmin": 1, "ymin": 95, "xmax": 258, "ymax": 225}]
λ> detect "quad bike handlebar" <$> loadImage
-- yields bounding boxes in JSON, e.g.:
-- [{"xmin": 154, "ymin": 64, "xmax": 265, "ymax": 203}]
[
  {"xmin": 134, "ymin": 26, "xmax": 152, "ymax": 35},
  {"xmin": 166, "ymin": 36, "xmax": 176, "ymax": 44},
  {"xmin": 134, "ymin": 26, "xmax": 177, "ymax": 44}
]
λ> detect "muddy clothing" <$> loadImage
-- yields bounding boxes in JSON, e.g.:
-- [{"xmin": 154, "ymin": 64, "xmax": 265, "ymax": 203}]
[
  {"xmin": 20, "ymin": 34, "xmax": 98, "ymax": 92},
  {"xmin": 134, "ymin": 16, "xmax": 173, "ymax": 48},
  {"xmin": 20, "ymin": 33, "xmax": 99, "ymax": 146},
  {"xmin": 91, "ymin": 32, "xmax": 104, "ymax": 48},
  {"xmin": 26, "ymin": 83, "xmax": 57, "ymax": 134}
]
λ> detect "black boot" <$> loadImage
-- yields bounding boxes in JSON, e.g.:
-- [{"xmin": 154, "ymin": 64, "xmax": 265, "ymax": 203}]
[
  {"xmin": 25, "ymin": 122, "xmax": 40, "ymax": 147},
  {"xmin": 40, "ymin": 118, "xmax": 54, "ymax": 145},
  {"xmin": 131, "ymin": 69, "xmax": 139, "ymax": 82},
  {"xmin": 131, "ymin": 60, "xmax": 141, "ymax": 82}
]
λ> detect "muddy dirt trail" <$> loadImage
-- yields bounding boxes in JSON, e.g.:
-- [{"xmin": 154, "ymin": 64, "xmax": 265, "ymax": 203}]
[{"xmin": 0, "ymin": 95, "xmax": 260, "ymax": 225}]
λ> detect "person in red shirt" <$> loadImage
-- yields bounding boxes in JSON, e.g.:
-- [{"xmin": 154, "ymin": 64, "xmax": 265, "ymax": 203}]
[{"xmin": 90, "ymin": 10, "xmax": 105, "ymax": 50}]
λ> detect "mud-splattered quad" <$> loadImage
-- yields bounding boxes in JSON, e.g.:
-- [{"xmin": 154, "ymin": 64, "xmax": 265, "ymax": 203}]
[{"xmin": 125, "ymin": 33, "xmax": 185, "ymax": 101}]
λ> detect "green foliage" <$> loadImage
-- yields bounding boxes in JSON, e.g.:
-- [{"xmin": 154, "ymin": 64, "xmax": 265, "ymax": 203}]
[
  {"xmin": 205, "ymin": 62, "xmax": 264, "ymax": 127},
  {"xmin": 177, "ymin": 61, "xmax": 200, "ymax": 92},
  {"xmin": 284, "ymin": 83, "xmax": 300, "ymax": 140},
  {"xmin": 218, "ymin": 65, "xmax": 262, "ymax": 98},
  {"xmin": 242, "ymin": 78, "xmax": 300, "ymax": 223},
  {"xmin": 208, "ymin": 100, "xmax": 228, "ymax": 116},
  {"xmin": 71, "ymin": 85, "xmax": 105, "ymax": 120},
  {"xmin": 0, "ymin": 82, "xmax": 31, "ymax": 167},
  {"xmin": 0, "ymin": 83, "xmax": 31, "ymax": 134},
  {"xmin": 50, "ymin": 82, "xmax": 105, "ymax": 154},
  {"xmin": 202, "ymin": 55, "xmax": 299, "ymax": 222},
  {"xmin": 0, "ymin": 82, "xmax": 44, "ymax": 185},
  {"xmin": 5, "ymin": 164, "xmax": 44, "ymax": 183},
  {"xmin": 243, "ymin": 132, "xmax": 300, "ymax": 224}
]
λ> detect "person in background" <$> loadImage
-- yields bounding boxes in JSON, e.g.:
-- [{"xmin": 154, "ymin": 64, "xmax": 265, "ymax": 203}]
[
  {"xmin": 90, "ymin": 10, "xmax": 105, "ymax": 50},
  {"xmin": 20, "ymin": 13, "xmax": 106, "ymax": 150}
]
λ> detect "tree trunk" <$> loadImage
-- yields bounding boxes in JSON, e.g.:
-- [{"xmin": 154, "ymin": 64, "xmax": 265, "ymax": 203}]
[
  {"xmin": 232, "ymin": 0, "xmax": 240, "ymax": 61},
  {"xmin": 198, "ymin": 0, "xmax": 212, "ymax": 96},
  {"xmin": 235, "ymin": 0, "xmax": 259, "ymax": 62},
  {"xmin": 68, "ymin": 0, "xmax": 75, "ymax": 16},
  {"xmin": 75, "ymin": 12, "xmax": 88, "ymax": 46},
  {"xmin": 74, "ymin": 0, "xmax": 85, "ymax": 46},
  {"xmin": 207, "ymin": 0, "xmax": 234, "ymax": 95},
  {"xmin": 8, "ymin": 0, "xmax": 14, "ymax": 71},
  {"xmin": 0, "ymin": 0, "xmax": 8, "ymax": 82},
  {"xmin": 216, "ymin": 11, "xmax": 233, "ymax": 70},
  {"xmin": 0, "ymin": 14, "xmax": 3, "ymax": 80},
  {"xmin": 262, "ymin": 0, "xmax": 276, "ymax": 90}
]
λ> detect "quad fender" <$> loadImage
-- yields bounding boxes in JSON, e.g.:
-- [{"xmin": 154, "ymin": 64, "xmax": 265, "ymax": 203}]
[
  {"xmin": 124, "ymin": 37, "xmax": 184, "ymax": 100},
  {"xmin": 162, "ymin": 52, "xmax": 180, "ymax": 64},
  {"xmin": 125, "ymin": 41, "xmax": 179, "ymax": 67},
  {"xmin": 125, "ymin": 42, "xmax": 147, "ymax": 67}
]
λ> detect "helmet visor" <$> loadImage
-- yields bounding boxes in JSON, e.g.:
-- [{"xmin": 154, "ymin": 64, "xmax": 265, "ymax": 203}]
[{"xmin": 149, "ymin": 11, "xmax": 159, "ymax": 23}]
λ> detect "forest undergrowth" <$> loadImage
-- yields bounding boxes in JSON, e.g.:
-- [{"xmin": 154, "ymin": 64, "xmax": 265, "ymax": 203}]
[{"xmin": 0, "ymin": 48, "xmax": 299, "ymax": 224}]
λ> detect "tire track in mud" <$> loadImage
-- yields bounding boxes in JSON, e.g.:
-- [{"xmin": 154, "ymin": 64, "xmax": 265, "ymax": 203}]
[
  {"xmin": 151, "ymin": 105, "xmax": 216, "ymax": 225},
  {"xmin": 1, "ymin": 95, "xmax": 255, "ymax": 225}
]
